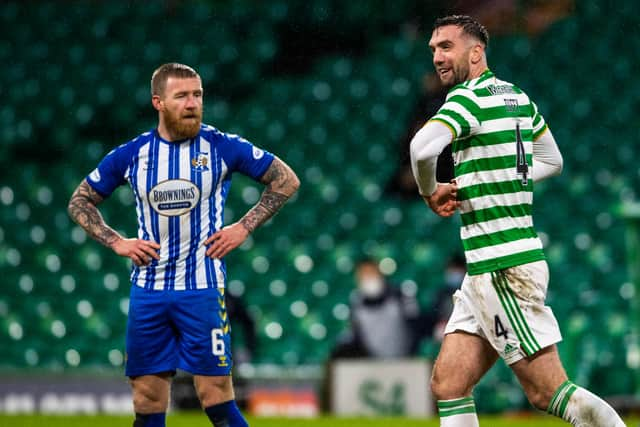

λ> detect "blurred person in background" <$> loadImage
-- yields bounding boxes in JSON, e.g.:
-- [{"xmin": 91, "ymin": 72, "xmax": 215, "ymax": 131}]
[
  {"xmin": 322, "ymin": 257, "xmax": 425, "ymax": 412},
  {"xmin": 410, "ymin": 15, "xmax": 624, "ymax": 427},
  {"xmin": 68, "ymin": 63, "xmax": 299, "ymax": 427},
  {"xmin": 429, "ymin": 254, "xmax": 466, "ymax": 343},
  {"xmin": 330, "ymin": 258, "xmax": 424, "ymax": 359}
]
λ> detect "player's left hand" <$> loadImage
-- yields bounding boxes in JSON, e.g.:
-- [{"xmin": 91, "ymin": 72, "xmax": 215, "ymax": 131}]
[
  {"xmin": 203, "ymin": 222, "xmax": 249, "ymax": 259},
  {"xmin": 425, "ymin": 181, "xmax": 460, "ymax": 217}
]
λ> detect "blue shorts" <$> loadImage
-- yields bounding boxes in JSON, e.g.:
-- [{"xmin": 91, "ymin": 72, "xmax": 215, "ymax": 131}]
[{"xmin": 125, "ymin": 285, "xmax": 233, "ymax": 377}]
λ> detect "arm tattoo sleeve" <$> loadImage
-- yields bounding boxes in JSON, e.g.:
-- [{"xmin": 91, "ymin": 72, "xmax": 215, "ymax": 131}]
[
  {"xmin": 240, "ymin": 157, "xmax": 300, "ymax": 233},
  {"xmin": 67, "ymin": 180, "xmax": 122, "ymax": 248}
]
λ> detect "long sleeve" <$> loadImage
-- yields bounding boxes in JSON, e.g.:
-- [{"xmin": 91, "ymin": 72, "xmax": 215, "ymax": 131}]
[
  {"xmin": 532, "ymin": 128, "xmax": 563, "ymax": 182},
  {"xmin": 409, "ymin": 121, "xmax": 454, "ymax": 196}
]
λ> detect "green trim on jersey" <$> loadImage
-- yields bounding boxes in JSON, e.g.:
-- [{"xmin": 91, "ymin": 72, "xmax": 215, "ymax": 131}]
[
  {"xmin": 461, "ymin": 203, "xmax": 532, "ymax": 227},
  {"xmin": 533, "ymin": 123, "xmax": 549, "ymax": 140},
  {"xmin": 474, "ymin": 104, "xmax": 526, "ymax": 121},
  {"xmin": 455, "ymin": 128, "xmax": 534, "ymax": 152},
  {"xmin": 532, "ymin": 113, "xmax": 543, "ymax": 127},
  {"xmin": 492, "ymin": 271, "xmax": 541, "ymax": 355},
  {"xmin": 457, "ymin": 179, "xmax": 533, "ymax": 202},
  {"xmin": 433, "ymin": 69, "xmax": 548, "ymax": 275},
  {"xmin": 475, "ymin": 69, "xmax": 495, "ymax": 85},
  {"xmin": 464, "ymin": 227, "xmax": 538, "ymax": 251},
  {"xmin": 474, "ymin": 85, "xmax": 525, "ymax": 97},
  {"xmin": 436, "ymin": 108, "xmax": 471, "ymax": 138},
  {"xmin": 447, "ymin": 94, "xmax": 480, "ymax": 115},
  {"xmin": 467, "ymin": 249, "xmax": 545, "ymax": 275},
  {"xmin": 456, "ymin": 153, "xmax": 533, "ymax": 176},
  {"xmin": 428, "ymin": 117, "xmax": 457, "ymax": 138}
]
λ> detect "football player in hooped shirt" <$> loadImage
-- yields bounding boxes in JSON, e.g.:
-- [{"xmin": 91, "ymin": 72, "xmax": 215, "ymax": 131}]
[{"xmin": 68, "ymin": 63, "xmax": 300, "ymax": 427}]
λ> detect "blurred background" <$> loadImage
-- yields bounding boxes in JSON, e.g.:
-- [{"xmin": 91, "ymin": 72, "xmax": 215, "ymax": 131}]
[{"xmin": 1, "ymin": 0, "xmax": 639, "ymax": 418}]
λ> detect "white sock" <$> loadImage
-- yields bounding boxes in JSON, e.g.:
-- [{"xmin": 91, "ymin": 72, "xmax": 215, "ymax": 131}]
[
  {"xmin": 547, "ymin": 380, "xmax": 626, "ymax": 427},
  {"xmin": 438, "ymin": 397, "xmax": 479, "ymax": 427}
]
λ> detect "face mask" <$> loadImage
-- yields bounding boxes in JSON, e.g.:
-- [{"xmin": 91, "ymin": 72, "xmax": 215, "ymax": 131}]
[
  {"xmin": 359, "ymin": 277, "xmax": 384, "ymax": 297},
  {"xmin": 445, "ymin": 271, "xmax": 465, "ymax": 288}
]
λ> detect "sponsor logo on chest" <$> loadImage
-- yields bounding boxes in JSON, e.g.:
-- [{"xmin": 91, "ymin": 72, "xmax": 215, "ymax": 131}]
[{"xmin": 148, "ymin": 179, "xmax": 201, "ymax": 216}]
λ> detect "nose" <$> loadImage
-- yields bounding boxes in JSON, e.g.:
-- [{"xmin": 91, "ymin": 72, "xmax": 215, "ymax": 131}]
[
  {"xmin": 433, "ymin": 49, "xmax": 444, "ymax": 66},
  {"xmin": 185, "ymin": 94, "xmax": 199, "ymax": 109}
]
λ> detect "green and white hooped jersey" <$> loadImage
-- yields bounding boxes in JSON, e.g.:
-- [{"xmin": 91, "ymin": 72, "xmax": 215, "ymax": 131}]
[{"xmin": 431, "ymin": 69, "xmax": 548, "ymax": 275}]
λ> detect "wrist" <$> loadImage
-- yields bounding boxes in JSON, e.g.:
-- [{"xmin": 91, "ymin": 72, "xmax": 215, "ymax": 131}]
[
  {"xmin": 239, "ymin": 220, "xmax": 254, "ymax": 235},
  {"xmin": 107, "ymin": 235, "xmax": 123, "ymax": 249}
]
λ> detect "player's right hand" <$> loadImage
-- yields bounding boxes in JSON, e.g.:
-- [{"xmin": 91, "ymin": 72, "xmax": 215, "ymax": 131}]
[
  {"xmin": 110, "ymin": 238, "xmax": 161, "ymax": 266},
  {"xmin": 426, "ymin": 181, "xmax": 460, "ymax": 217}
]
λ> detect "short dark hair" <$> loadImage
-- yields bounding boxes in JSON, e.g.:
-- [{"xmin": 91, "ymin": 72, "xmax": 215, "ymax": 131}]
[
  {"xmin": 355, "ymin": 256, "xmax": 379, "ymax": 269},
  {"xmin": 151, "ymin": 63, "xmax": 200, "ymax": 96},
  {"xmin": 447, "ymin": 253, "xmax": 466, "ymax": 269},
  {"xmin": 434, "ymin": 15, "xmax": 489, "ymax": 47}
]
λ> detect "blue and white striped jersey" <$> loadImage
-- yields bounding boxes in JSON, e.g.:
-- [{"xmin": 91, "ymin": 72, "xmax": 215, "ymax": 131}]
[{"xmin": 86, "ymin": 124, "xmax": 274, "ymax": 291}]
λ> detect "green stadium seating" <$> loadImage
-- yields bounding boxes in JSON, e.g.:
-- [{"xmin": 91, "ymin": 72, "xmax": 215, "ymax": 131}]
[{"xmin": 0, "ymin": 0, "xmax": 637, "ymax": 411}]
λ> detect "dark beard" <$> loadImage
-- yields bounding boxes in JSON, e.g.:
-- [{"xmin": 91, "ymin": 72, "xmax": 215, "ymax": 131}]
[
  {"xmin": 452, "ymin": 59, "xmax": 471, "ymax": 87},
  {"xmin": 453, "ymin": 69, "xmax": 470, "ymax": 86},
  {"xmin": 164, "ymin": 111, "xmax": 202, "ymax": 140}
]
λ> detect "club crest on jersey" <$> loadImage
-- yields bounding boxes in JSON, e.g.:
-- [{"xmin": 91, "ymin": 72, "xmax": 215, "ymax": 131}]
[
  {"xmin": 252, "ymin": 147, "xmax": 264, "ymax": 160},
  {"xmin": 149, "ymin": 179, "xmax": 201, "ymax": 216},
  {"xmin": 191, "ymin": 152, "xmax": 209, "ymax": 171},
  {"xmin": 89, "ymin": 168, "xmax": 101, "ymax": 182}
]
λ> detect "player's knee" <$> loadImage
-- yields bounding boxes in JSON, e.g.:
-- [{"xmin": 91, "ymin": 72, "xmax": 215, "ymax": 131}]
[
  {"xmin": 431, "ymin": 371, "xmax": 471, "ymax": 400},
  {"xmin": 132, "ymin": 386, "xmax": 166, "ymax": 412},
  {"xmin": 195, "ymin": 375, "xmax": 234, "ymax": 407},
  {"xmin": 131, "ymin": 379, "xmax": 169, "ymax": 412},
  {"xmin": 524, "ymin": 388, "xmax": 553, "ymax": 411}
]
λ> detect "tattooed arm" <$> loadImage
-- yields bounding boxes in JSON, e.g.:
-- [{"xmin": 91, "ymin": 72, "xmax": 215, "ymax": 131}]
[
  {"xmin": 68, "ymin": 180, "xmax": 160, "ymax": 266},
  {"xmin": 68, "ymin": 180, "xmax": 120, "ymax": 247},
  {"xmin": 240, "ymin": 156, "xmax": 300, "ymax": 233},
  {"xmin": 204, "ymin": 156, "xmax": 300, "ymax": 259}
]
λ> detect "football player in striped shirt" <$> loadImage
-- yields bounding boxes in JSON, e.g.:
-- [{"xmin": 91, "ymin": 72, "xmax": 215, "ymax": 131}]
[
  {"xmin": 68, "ymin": 63, "xmax": 300, "ymax": 427},
  {"xmin": 410, "ymin": 15, "xmax": 624, "ymax": 427}
]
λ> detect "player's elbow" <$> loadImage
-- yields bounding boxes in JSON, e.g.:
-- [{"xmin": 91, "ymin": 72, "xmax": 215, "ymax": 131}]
[
  {"xmin": 553, "ymin": 154, "xmax": 563, "ymax": 176},
  {"xmin": 409, "ymin": 135, "xmax": 429, "ymax": 164},
  {"xmin": 67, "ymin": 200, "xmax": 76, "ymax": 222},
  {"xmin": 67, "ymin": 193, "xmax": 88, "ymax": 224},
  {"xmin": 278, "ymin": 169, "xmax": 300, "ymax": 200},
  {"xmin": 547, "ymin": 155, "xmax": 563, "ymax": 178},
  {"xmin": 271, "ymin": 159, "xmax": 301, "ymax": 197},
  {"xmin": 288, "ymin": 170, "xmax": 301, "ymax": 195}
]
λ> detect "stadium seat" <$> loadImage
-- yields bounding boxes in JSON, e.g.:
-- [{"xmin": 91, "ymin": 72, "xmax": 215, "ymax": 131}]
[{"xmin": 2, "ymin": 0, "xmax": 637, "ymax": 408}]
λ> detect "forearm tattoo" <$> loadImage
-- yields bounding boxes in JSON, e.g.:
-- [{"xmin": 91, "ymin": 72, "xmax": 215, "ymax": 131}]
[
  {"xmin": 240, "ymin": 157, "xmax": 300, "ymax": 233},
  {"xmin": 67, "ymin": 180, "xmax": 121, "ymax": 248}
]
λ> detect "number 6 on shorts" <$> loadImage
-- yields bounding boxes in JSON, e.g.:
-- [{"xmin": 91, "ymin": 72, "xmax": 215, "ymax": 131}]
[{"xmin": 211, "ymin": 328, "xmax": 225, "ymax": 356}]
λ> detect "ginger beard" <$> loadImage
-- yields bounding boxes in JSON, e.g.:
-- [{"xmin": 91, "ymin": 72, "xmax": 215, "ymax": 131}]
[{"xmin": 162, "ymin": 106, "xmax": 202, "ymax": 140}]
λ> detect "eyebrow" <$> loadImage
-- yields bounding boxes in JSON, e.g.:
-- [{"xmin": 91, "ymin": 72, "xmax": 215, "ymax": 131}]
[
  {"xmin": 429, "ymin": 39, "xmax": 453, "ymax": 50},
  {"xmin": 174, "ymin": 89, "xmax": 203, "ymax": 96}
]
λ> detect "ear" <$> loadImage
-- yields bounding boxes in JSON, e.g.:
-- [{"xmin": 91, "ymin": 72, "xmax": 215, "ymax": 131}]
[
  {"xmin": 470, "ymin": 44, "xmax": 484, "ymax": 65},
  {"xmin": 151, "ymin": 94, "xmax": 163, "ymax": 112}
]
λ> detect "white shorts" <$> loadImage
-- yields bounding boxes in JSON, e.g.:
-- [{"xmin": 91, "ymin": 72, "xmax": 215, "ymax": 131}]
[{"xmin": 444, "ymin": 260, "xmax": 562, "ymax": 365}]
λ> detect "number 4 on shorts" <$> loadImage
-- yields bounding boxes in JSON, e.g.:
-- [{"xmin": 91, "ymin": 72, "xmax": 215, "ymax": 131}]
[{"xmin": 494, "ymin": 315, "xmax": 508, "ymax": 339}]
